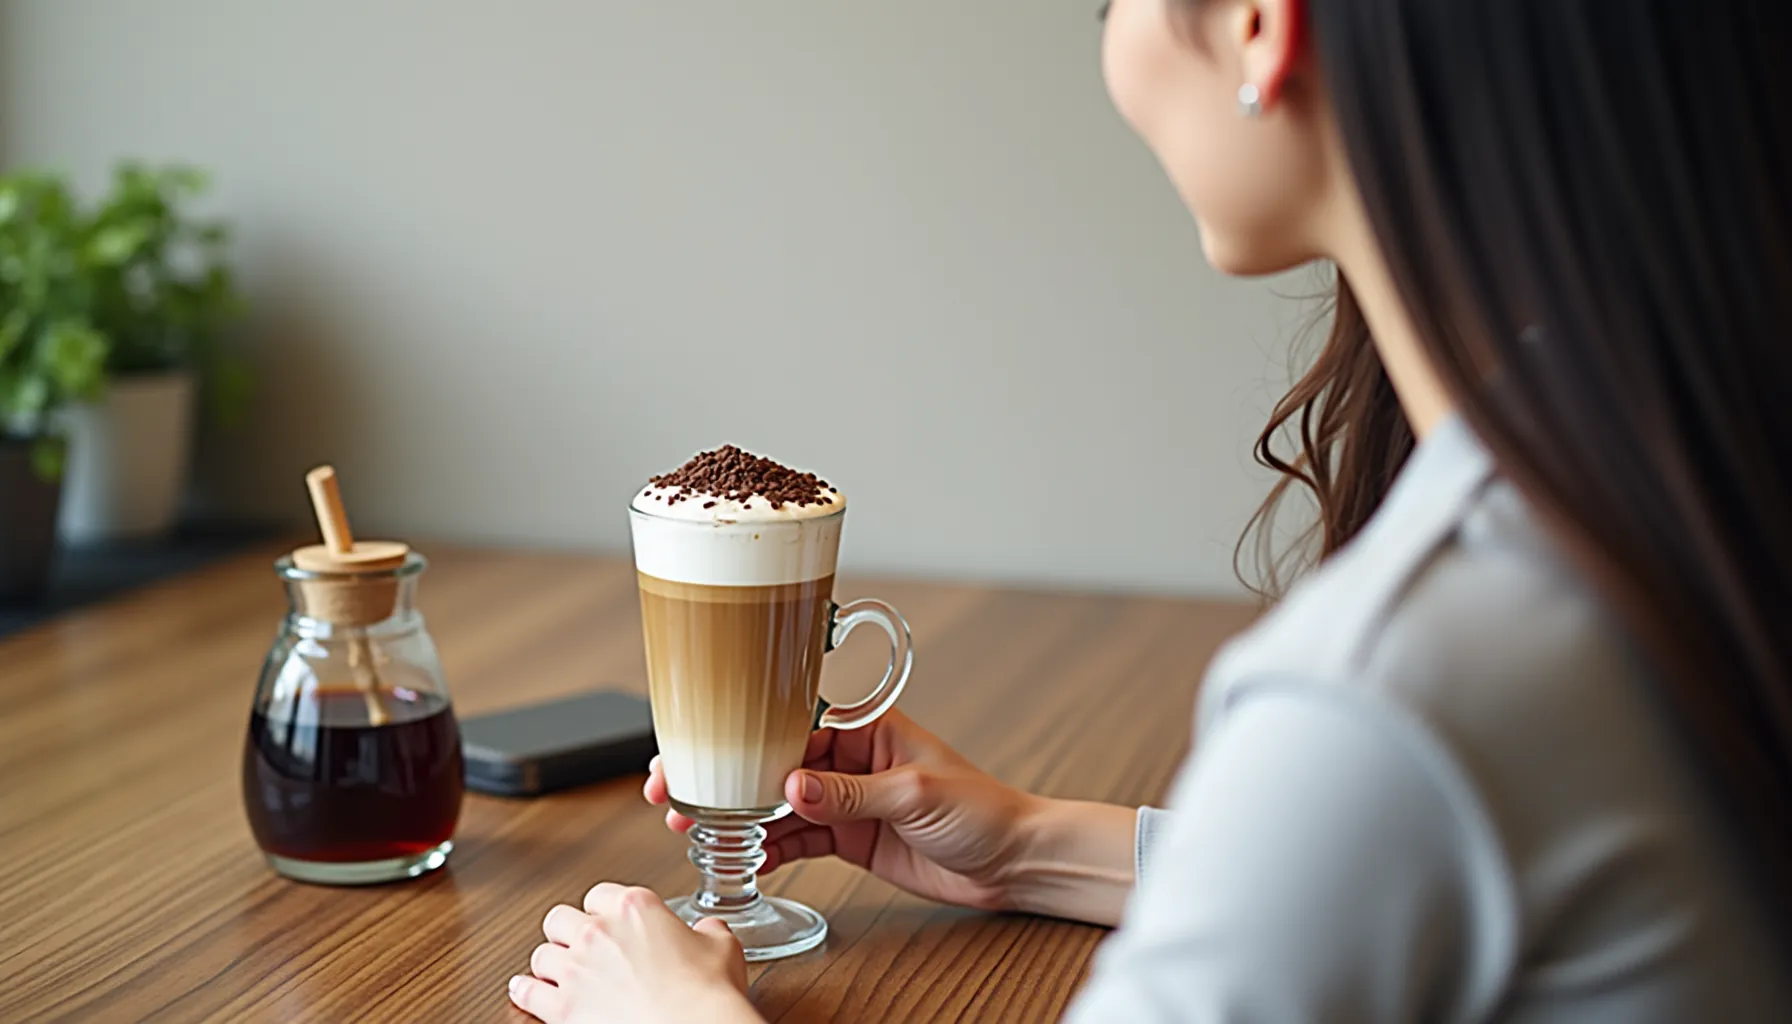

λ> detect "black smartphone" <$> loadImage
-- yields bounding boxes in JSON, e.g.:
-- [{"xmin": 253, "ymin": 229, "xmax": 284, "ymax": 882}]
[{"xmin": 459, "ymin": 690, "xmax": 657, "ymax": 797}]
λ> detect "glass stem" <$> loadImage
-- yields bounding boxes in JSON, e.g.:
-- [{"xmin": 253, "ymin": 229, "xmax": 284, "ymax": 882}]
[{"xmin": 687, "ymin": 820, "xmax": 768, "ymax": 913}]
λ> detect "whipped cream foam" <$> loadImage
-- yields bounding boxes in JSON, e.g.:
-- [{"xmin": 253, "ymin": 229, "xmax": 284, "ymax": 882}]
[
  {"xmin": 629, "ymin": 446, "xmax": 845, "ymax": 587},
  {"xmin": 630, "ymin": 485, "xmax": 844, "ymax": 524}
]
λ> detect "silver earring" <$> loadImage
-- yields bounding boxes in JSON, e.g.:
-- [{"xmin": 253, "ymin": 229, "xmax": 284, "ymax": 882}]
[{"xmin": 1237, "ymin": 83, "xmax": 1263, "ymax": 118}]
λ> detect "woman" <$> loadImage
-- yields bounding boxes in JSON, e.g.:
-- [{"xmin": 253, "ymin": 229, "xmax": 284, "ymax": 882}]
[{"xmin": 510, "ymin": 0, "xmax": 1792, "ymax": 1019}]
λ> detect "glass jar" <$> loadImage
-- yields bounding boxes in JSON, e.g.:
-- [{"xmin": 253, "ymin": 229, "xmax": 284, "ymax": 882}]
[{"xmin": 241, "ymin": 552, "xmax": 463, "ymax": 885}]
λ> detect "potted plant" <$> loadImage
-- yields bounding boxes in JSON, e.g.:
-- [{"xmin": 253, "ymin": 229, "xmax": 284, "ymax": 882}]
[
  {"xmin": 0, "ymin": 173, "xmax": 109, "ymax": 601},
  {"xmin": 58, "ymin": 162, "xmax": 247, "ymax": 543}
]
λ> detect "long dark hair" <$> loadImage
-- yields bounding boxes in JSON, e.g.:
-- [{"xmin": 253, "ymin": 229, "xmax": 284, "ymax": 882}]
[
  {"xmin": 1238, "ymin": 1, "xmax": 1792, "ymax": 928},
  {"xmin": 1237, "ymin": 279, "xmax": 1409, "ymax": 596}
]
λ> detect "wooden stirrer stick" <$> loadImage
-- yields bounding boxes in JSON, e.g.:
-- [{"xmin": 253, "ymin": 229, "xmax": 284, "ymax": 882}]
[{"xmin": 305, "ymin": 466, "xmax": 391, "ymax": 728}]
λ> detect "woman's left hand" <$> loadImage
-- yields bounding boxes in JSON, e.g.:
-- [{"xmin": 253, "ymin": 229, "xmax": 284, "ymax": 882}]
[{"xmin": 509, "ymin": 882, "xmax": 759, "ymax": 1024}]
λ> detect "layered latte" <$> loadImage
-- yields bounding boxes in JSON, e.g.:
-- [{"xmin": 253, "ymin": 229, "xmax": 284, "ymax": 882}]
[{"xmin": 629, "ymin": 447, "xmax": 844, "ymax": 812}]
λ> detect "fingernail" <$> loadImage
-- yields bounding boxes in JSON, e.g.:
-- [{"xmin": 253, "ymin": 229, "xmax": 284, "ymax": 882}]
[
  {"xmin": 509, "ymin": 975, "xmax": 524, "ymax": 995},
  {"xmin": 800, "ymin": 772, "xmax": 822, "ymax": 803}
]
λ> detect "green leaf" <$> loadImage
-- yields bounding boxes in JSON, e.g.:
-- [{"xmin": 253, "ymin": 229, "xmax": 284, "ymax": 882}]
[
  {"xmin": 0, "ymin": 161, "xmax": 249, "ymax": 425},
  {"xmin": 165, "ymin": 166, "xmax": 209, "ymax": 193},
  {"xmin": 87, "ymin": 222, "xmax": 152, "ymax": 265},
  {"xmin": 112, "ymin": 162, "xmax": 152, "ymax": 200},
  {"xmin": 30, "ymin": 179, "xmax": 73, "ymax": 228},
  {"xmin": 0, "ymin": 309, "xmax": 27, "ymax": 362},
  {"xmin": 41, "ymin": 320, "xmax": 109, "ymax": 399},
  {"xmin": 8, "ymin": 373, "xmax": 49, "ymax": 417},
  {"xmin": 0, "ymin": 367, "xmax": 18, "ymax": 421},
  {"xmin": 31, "ymin": 434, "xmax": 65, "ymax": 481}
]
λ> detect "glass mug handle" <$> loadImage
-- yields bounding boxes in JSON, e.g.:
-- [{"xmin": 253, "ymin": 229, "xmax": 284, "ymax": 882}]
[{"xmin": 817, "ymin": 598, "xmax": 913, "ymax": 730}]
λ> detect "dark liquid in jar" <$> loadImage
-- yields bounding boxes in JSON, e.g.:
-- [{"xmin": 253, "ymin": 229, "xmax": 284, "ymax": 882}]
[{"xmin": 243, "ymin": 687, "xmax": 463, "ymax": 864}]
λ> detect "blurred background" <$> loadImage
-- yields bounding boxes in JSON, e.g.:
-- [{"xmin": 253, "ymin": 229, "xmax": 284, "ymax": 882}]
[{"xmin": 0, "ymin": 0, "xmax": 1313, "ymax": 609}]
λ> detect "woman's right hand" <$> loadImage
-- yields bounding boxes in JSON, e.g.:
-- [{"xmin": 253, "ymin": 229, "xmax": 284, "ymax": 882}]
[{"xmin": 643, "ymin": 709, "xmax": 1041, "ymax": 912}]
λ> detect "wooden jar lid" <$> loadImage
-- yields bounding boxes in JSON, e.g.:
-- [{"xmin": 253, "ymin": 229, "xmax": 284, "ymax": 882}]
[
  {"xmin": 291, "ymin": 467, "xmax": 411, "ymax": 626},
  {"xmin": 291, "ymin": 540, "xmax": 410, "ymax": 574}
]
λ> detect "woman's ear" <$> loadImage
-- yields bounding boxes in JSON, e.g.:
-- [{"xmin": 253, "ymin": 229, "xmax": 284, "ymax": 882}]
[{"xmin": 1233, "ymin": 0, "xmax": 1306, "ymax": 110}]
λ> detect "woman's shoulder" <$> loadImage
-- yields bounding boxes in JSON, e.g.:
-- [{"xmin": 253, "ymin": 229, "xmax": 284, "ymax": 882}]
[
  {"xmin": 1355, "ymin": 482, "xmax": 1641, "ymax": 728},
  {"xmin": 1211, "ymin": 473, "xmax": 1634, "ymax": 738},
  {"xmin": 1205, "ymin": 421, "xmax": 1634, "ymax": 736},
  {"xmin": 1206, "ymin": 471, "xmax": 1650, "ymax": 785},
  {"xmin": 1197, "ymin": 474, "xmax": 1788, "ymax": 1019}
]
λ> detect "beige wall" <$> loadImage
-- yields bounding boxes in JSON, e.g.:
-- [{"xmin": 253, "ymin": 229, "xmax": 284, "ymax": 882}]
[{"xmin": 0, "ymin": 0, "xmax": 1314, "ymax": 594}]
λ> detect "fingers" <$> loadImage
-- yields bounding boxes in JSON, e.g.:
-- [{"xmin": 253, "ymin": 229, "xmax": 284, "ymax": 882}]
[
  {"xmin": 509, "ymin": 973, "xmax": 566, "ymax": 1023},
  {"xmin": 761, "ymin": 813, "xmax": 810, "ymax": 845},
  {"xmin": 642, "ymin": 755, "xmax": 668, "ymax": 805},
  {"xmin": 796, "ymin": 710, "xmax": 950, "ymax": 776},
  {"xmin": 805, "ymin": 710, "xmax": 932, "ymax": 775},
  {"xmin": 801, "ymin": 728, "xmax": 835, "ymax": 766},
  {"xmin": 542, "ymin": 903, "xmax": 599, "ymax": 948},
  {"xmin": 646, "ymin": 758, "xmax": 706, "ymax": 835},
  {"xmin": 581, "ymin": 882, "xmax": 627, "ymax": 915},
  {"xmin": 787, "ymin": 765, "xmax": 923, "ymax": 825},
  {"xmin": 873, "ymin": 708, "xmax": 953, "ymax": 765},
  {"xmin": 529, "ymin": 940, "xmax": 576, "ymax": 983},
  {"xmin": 760, "ymin": 825, "xmax": 835, "ymax": 874},
  {"xmin": 544, "ymin": 886, "xmax": 682, "ymax": 952},
  {"xmin": 582, "ymin": 882, "xmax": 673, "ymax": 925},
  {"xmin": 520, "ymin": 883, "xmax": 728, "ymax": 1020},
  {"xmin": 692, "ymin": 918, "xmax": 751, "ymax": 994},
  {"xmin": 646, "ymin": 756, "xmax": 696, "ymax": 833},
  {"xmin": 692, "ymin": 917, "xmax": 735, "ymax": 942}
]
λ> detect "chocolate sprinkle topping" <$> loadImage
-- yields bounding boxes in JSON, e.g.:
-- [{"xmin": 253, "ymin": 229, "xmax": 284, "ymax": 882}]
[{"xmin": 649, "ymin": 445, "xmax": 834, "ymax": 511}]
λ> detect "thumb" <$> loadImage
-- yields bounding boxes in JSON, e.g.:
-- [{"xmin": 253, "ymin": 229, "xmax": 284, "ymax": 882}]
[{"xmin": 787, "ymin": 768, "xmax": 919, "ymax": 825}]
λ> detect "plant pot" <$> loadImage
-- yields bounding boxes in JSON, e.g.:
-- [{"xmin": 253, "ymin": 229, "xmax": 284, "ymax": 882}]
[
  {"xmin": 0, "ymin": 436, "xmax": 64, "ymax": 604},
  {"xmin": 58, "ymin": 369, "xmax": 197, "ymax": 544}
]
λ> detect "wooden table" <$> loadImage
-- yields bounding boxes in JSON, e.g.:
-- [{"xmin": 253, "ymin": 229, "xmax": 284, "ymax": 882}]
[{"xmin": 0, "ymin": 545, "xmax": 1253, "ymax": 1022}]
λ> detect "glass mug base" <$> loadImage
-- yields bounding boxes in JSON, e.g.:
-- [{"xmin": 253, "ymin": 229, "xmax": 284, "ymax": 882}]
[
  {"xmin": 262, "ymin": 839, "xmax": 453, "ymax": 886},
  {"xmin": 668, "ymin": 893, "xmax": 828, "ymax": 962},
  {"xmin": 667, "ymin": 800, "xmax": 827, "ymax": 961}
]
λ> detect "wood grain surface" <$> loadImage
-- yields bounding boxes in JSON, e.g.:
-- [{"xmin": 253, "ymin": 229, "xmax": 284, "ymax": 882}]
[{"xmin": 0, "ymin": 544, "xmax": 1255, "ymax": 1023}]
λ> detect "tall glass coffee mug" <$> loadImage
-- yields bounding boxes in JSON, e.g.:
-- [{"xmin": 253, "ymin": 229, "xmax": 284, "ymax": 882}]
[{"xmin": 629, "ymin": 504, "xmax": 911, "ymax": 961}]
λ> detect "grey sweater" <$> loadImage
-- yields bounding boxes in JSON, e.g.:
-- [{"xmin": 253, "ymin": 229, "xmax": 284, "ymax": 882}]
[{"xmin": 1067, "ymin": 416, "xmax": 1789, "ymax": 1022}]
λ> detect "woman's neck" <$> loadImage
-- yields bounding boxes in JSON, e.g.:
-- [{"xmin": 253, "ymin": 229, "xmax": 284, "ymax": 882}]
[{"xmin": 1327, "ymin": 203, "xmax": 1456, "ymax": 439}]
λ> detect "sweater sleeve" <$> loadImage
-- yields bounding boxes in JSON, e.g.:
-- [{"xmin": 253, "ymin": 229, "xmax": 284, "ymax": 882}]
[
  {"xmin": 1065, "ymin": 688, "xmax": 1514, "ymax": 1024},
  {"xmin": 1135, "ymin": 805, "xmax": 1172, "ymax": 886}
]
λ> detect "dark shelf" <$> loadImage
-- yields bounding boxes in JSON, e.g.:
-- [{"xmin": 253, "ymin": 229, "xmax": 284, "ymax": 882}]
[{"xmin": 0, "ymin": 525, "xmax": 277, "ymax": 639}]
